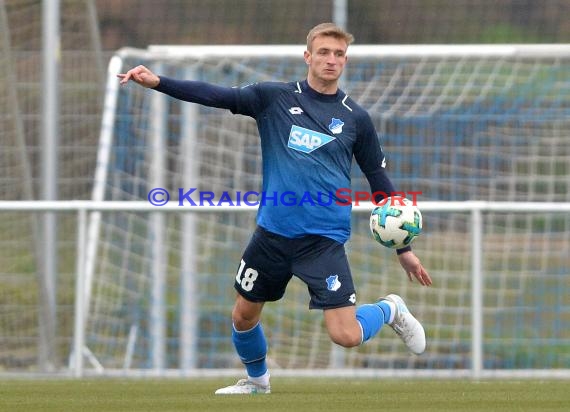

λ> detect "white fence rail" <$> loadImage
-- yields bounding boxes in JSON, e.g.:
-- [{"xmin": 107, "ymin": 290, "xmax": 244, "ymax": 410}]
[{"xmin": 1, "ymin": 200, "xmax": 569, "ymax": 379}]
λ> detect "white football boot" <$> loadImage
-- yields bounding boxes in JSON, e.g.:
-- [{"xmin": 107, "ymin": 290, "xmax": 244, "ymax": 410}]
[
  {"xmin": 381, "ymin": 294, "xmax": 426, "ymax": 355},
  {"xmin": 214, "ymin": 378, "xmax": 271, "ymax": 395}
]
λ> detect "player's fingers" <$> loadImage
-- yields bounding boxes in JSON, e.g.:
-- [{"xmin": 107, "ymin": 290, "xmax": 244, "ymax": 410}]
[
  {"xmin": 119, "ymin": 70, "xmax": 140, "ymax": 84},
  {"xmin": 415, "ymin": 272, "xmax": 426, "ymax": 286},
  {"xmin": 419, "ymin": 269, "xmax": 432, "ymax": 286},
  {"xmin": 409, "ymin": 268, "xmax": 425, "ymax": 286},
  {"xmin": 117, "ymin": 73, "xmax": 130, "ymax": 84},
  {"xmin": 118, "ymin": 66, "xmax": 144, "ymax": 84}
]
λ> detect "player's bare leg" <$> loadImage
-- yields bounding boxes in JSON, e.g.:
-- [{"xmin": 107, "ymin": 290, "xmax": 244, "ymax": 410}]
[
  {"xmin": 323, "ymin": 306, "xmax": 363, "ymax": 347},
  {"xmin": 232, "ymin": 293, "xmax": 263, "ymax": 330}
]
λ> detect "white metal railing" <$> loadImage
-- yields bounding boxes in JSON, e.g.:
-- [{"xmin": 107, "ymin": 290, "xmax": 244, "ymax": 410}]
[{"xmin": 1, "ymin": 200, "xmax": 570, "ymax": 378}]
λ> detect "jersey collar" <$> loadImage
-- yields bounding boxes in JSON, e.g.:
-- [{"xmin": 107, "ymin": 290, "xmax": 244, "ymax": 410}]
[{"xmin": 299, "ymin": 80, "xmax": 344, "ymax": 102}]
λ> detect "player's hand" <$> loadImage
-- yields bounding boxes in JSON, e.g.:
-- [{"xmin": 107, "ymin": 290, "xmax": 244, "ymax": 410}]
[
  {"xmin": 397, "ymin": 250, "xmax": 432, "ymax": 286},
  {"xmin": 117, "ymin": 65, "xmax": 160, "ymax": 88}
]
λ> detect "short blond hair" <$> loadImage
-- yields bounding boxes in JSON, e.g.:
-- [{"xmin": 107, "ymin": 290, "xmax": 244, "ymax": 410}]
[{"xmin": 306, "ymin": 23, "xmax": 354, "ymax": 51}]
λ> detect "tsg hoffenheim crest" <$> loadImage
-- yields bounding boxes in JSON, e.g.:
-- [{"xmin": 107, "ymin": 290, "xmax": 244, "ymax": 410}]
[
  {"xmin": 328, "ymin": 118, "xmax": 344, "ymax": 134},
  {"xmin": 326, "ymin": 275, "xmax": 341, "ymax": 291}
]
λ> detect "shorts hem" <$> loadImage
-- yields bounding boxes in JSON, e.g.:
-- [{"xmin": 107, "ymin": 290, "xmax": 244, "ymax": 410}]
[
  {"xmin": 309, "ymin": 300, "xmax": 356, "ymax": 310},
  {"xmin": 234, "ymin": 284, "xmax": 283, "ymax": 303}
]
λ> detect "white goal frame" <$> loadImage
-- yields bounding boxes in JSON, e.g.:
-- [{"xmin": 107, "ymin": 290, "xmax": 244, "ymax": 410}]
[{"xmin": 28, "ymin": 43, "xmax": 568, "ymax": 379}]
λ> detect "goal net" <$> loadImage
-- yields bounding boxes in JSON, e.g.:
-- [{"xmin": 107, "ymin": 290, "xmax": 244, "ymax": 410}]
[{"xmin": 84, "ymin": 45, "xmax": 570, "ymax": 377}]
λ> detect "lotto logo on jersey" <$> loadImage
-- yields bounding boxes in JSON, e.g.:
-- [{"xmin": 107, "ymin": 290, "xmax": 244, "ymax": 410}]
[{"xmin": 287, "ymin": 125, "xmax": 336, "ymax": 153}]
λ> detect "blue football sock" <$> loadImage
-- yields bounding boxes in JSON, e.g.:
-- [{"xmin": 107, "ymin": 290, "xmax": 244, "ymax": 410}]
[
  {"xmin": 356, "ymin": 304, "xmax": 385, "ymax": 343},
  {"xmin": 356, "ymin": 301, "xmax": 393, "ymax": 343},
  {"xmin": 232, "ymin": 322, "xmax": 268, "ymax": 378},
  {"xmin": 377, "ymin": 300, "xmax": 393, "ymax": 324}
]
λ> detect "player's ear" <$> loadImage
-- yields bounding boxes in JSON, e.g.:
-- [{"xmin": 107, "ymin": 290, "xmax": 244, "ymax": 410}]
[{"xmin": 303, "ymin": 50, "xmax": 311, "ymax": 65}]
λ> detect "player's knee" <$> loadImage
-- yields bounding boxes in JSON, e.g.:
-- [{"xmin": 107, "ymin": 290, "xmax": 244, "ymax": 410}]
[
  {"xmin": 231, "ymin": 298, "xmax": 262, "ymax": 331},
  {"xmin": 232, "ymin": 309, "xmax": 255, "ymax": 330},
  {"xmin": 232, "ymin": 315, "xmax": 258, "ymax": 331}
]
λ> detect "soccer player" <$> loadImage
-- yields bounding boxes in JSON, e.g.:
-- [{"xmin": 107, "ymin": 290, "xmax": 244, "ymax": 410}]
[{"xmin": 119, "ymin": 22, "xmax": 432, "ymax": 395}]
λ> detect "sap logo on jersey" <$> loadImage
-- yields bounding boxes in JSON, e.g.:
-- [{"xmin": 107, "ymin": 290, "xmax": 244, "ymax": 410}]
[{"xmin": 287, "ymin": 125, "xmax": 336, "ymax": 154}]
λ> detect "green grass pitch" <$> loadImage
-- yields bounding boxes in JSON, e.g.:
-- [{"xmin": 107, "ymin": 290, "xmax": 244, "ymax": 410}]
[{"xmin": 1, "ymin": 378, "xmax": 569, "ymax": 411}]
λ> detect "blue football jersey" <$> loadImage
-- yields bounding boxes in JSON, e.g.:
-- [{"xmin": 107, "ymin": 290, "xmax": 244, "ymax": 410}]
[{"xmin": 232, "ymin": 80, "xmax": 388, "ymax": 243}]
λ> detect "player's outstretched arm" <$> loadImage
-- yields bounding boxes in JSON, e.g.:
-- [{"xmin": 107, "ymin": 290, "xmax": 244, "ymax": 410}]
[
  {"xmin": 117, "ymin": 65, "xmax": 160, "ymax": 88},
  {"xmin": 398, "ymin": 250, "xmax": 432, "ymax": 286}
]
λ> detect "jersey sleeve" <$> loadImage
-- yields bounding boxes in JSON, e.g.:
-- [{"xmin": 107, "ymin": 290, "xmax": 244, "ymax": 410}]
[
  {"xmin": 354, "ymin": 111, "xmax": 413, "ymax": 255},
  {"xmin": 232, "ymin": 82, "xmax": 288, "ymax": 117},
  {"xmin": 154, "ymin": 77, "xmax": 281, "ymax": 118},
  {"xmin": 353, "ymin": 111, "xmax": 396, "ymax": 200},
  {"xmin": 154, "ymin": 76, "xmax": 239, "ymax": 111}
]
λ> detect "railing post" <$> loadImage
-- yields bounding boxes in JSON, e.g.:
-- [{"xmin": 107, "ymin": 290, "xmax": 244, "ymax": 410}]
[
  {"xmin": 471, "ymin": 207, "xmax": 483, "ymax": 379},
  {"xmin": 72, "ymin": 207, "xmax": 87, "ymax": 377}
]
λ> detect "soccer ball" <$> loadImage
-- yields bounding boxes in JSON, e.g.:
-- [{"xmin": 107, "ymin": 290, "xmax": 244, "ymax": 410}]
[{"xmin": 369, "ymin": 198, "xmax": 422, "ymax": 249}]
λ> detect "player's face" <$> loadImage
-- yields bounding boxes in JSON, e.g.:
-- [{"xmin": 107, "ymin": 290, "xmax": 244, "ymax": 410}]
[{"xmin": 304, "ymin": 35, "xmax": 348, "ymax": 91}]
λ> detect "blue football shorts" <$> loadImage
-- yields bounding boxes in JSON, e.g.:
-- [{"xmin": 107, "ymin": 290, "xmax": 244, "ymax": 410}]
[{"xmin": 234, "ymin": 226, "xmax": 356, "ymax": 309}]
